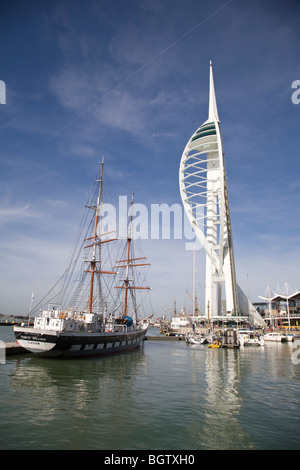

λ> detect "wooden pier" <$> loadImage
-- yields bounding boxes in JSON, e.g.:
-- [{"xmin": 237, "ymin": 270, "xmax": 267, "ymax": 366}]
[{"xmin": 144, "ymin": 335, "xmax": 185, "ymax": 341}]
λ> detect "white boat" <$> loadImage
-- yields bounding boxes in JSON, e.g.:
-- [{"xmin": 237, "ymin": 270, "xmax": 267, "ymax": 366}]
[
  {"xmin": 186, "ymin": 333, "xmax": 208, "ymax": 345},
  {"xmin": 14, "ymin": 161, "xmax": 152, "ymax": 358},
  {"xmin": 239, "ymin": 331, "xmax": 264, "ymax": 347},
  {"xmin": 284, "ymin": 334, "xmax": 295, "ymax": 342},
  {"xmin": 264, "ymin": 332, "xmax": 288, "ymax": 342},
  {"xmin": 170, "ymin": 315, "xmax": 192, "ymax": 332},
  {"xmin": 238, "ymin": 329, "xmax": 251, "ymax": 346}
]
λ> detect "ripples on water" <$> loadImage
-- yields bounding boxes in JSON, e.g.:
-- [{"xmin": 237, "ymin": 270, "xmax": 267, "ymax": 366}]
[{"xmin": 0, "ymin": 327, "xmax": 299, "ymax": 450}]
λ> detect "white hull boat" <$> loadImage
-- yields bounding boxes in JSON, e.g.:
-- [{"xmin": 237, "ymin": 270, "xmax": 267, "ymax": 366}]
[
  {"xmin": 186, "ymin": 333, "xmax": 208, "ymax": 345},
  {"xmin": 264, "ymin": 332, "xmax": 288, "ymax": 342},
  {"xmin": 284, "ymin": 334, "xmax": 295, "ymax": 342},
  {"xmin": 239, "ymin": 333, "xmax": 264, "ymax": 347}
]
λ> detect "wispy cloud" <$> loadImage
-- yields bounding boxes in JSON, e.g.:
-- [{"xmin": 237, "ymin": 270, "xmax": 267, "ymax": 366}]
[
  {"xmin": 0, "ymin": 204, "xmax": 38, "ymax": 224},
  {"xmin": 47, "ymin": 0, "xmax": 234, "ymax": 143}
]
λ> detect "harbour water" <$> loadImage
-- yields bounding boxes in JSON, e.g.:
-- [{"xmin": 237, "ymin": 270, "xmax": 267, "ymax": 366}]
[{"xmin": 0, "ymin": 326, "xmax": 299, "ymax": 450}]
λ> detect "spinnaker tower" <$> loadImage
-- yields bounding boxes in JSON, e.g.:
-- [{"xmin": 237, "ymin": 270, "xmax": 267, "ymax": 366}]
[{"xmin": 179, "ymin": 62, "xmax": 265, "ymax": 326}]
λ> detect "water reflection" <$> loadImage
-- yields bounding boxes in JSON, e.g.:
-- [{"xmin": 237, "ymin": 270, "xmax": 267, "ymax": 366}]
[
  {"xmin": 7, "ymin": 347, "xmax": 149, "ymax": 449},
  {"xmin": 202, "ymin": 349, "xmax": 254, "ymax": 449},
  {"xmin": 2, "ymin": 336, "xmax": 299, "ymax": 450}
]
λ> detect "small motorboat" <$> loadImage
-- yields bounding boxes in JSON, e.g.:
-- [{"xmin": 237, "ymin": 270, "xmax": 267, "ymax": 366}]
[
  {"xmin": 208, "ymin": 341, "xmax": 221, "ymax": 349},
  {"xmin": 264, "ymin": 332, "xmax": 288, "ymax": 343},
  {"xmin": 186, "ymin": 334, "xmax": 207, "ymax": 345},
  {"xmin": 239, "ymin": 332, "xmax": 264, "ymax": 347},
  {"xmin": 284, "ymin": 334, "xmax": 295, "ymax": 342}
]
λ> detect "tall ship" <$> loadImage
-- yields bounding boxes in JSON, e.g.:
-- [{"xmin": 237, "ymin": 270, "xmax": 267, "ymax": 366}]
[{"xmin": 14, "ymin": 160, "xmax": 152, "ymax": 358}]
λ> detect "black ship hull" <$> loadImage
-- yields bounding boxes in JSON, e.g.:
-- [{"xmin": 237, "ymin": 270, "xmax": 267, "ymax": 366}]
[{"xmin": 13, "ymin": 326, "xmax": 148, "ymax": 358}]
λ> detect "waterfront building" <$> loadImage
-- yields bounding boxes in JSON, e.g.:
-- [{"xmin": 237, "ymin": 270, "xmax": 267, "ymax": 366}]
[{"xmin": 259, "ymin": 287, "xmax": 300, "ymax": 328}]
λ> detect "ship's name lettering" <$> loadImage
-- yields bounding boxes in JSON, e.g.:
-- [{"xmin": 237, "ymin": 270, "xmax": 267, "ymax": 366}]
[{"xmin": 21, "ymin": 335, "xmax": 46, "ymax": 341}]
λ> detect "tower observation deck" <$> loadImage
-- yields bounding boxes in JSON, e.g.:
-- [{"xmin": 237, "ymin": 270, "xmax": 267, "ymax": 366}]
[{"xmin": 179, "ymin": 62, "xmax": 265, "ymax": 327}]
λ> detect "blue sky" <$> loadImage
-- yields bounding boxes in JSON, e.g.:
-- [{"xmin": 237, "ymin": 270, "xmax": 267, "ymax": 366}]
[{"xmin": 1, "ymin": 0, "xmax": 300, "ymax": 317}]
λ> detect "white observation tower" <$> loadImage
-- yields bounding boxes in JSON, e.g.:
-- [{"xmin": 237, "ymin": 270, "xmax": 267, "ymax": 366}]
[{"xmin": 179, "ymin": 62, "xmax": 265, "ymax": 326}]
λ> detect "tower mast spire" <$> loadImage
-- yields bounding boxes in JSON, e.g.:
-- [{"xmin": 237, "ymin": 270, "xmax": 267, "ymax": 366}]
[{"xmin": 208, "ymin": 61, "xmax": 219, "ymax": 123}]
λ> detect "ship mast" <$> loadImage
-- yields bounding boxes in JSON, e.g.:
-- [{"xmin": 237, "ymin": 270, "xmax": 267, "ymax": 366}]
[
  {"xmin": 115, "ymin": 193, "xmax": 150, "ymax": 317},
  {"xmin": 123, "ymin": 194, "xmax": 134, "ymax": 317},
  {"xmin": 88, "ymin": 159, "xmax": 104, "ymax": 311},
  {"xmin": 85, "ymin": 159, "xmax": 117, "ymax": 312}
]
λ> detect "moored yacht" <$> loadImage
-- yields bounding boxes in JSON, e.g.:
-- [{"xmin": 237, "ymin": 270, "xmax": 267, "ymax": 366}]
[
  {"xmin": 264, "ymin": 332, "xmax": 288, "ymax": 342},
  {"xmin": 239, "ymin": 330, "xmax": 264, "ymax": 346}
]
